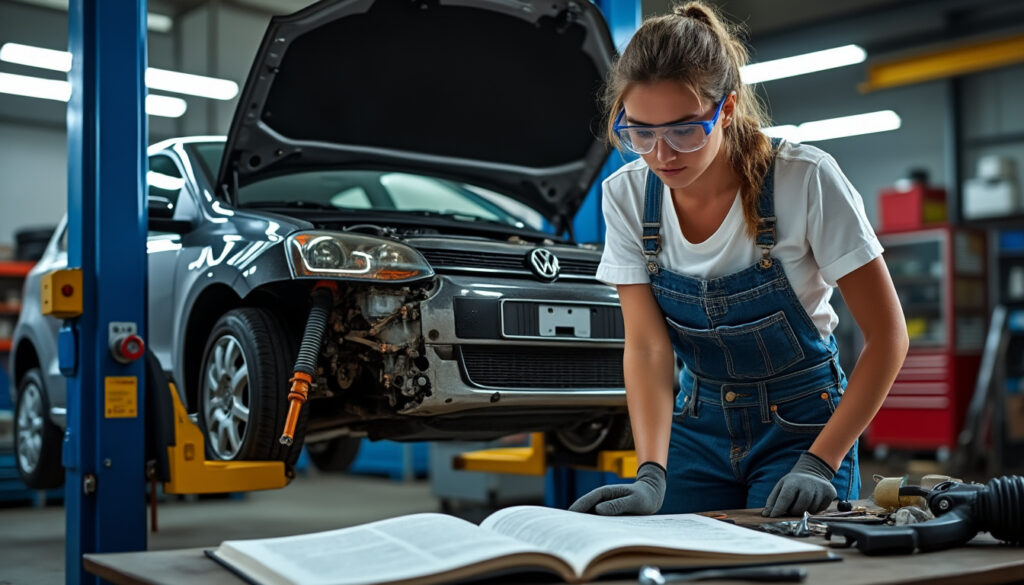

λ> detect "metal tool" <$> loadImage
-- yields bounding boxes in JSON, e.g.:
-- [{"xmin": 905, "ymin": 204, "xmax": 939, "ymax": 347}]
[
  {"xmin": 827, "ymin": 475, "xmax": 1024, "ymax": 554},
  {"xmin": 638, "ymin": 565, "xmax": 808, "ymax": 584}
]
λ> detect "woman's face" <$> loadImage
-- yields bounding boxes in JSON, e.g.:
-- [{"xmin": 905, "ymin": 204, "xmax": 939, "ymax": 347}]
[{"xmin": 620, "ymin": 81, "xmax": 733, "ymax": 192}]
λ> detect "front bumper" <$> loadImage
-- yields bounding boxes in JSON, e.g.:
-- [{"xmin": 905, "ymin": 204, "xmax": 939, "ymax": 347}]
[{"xmin": 406, "ymin": 274, "xmax": 627, "ymax": 415}]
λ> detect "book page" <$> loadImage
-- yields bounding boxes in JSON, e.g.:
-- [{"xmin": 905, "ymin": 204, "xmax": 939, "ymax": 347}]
[
  {"xmin": 216, "ymin": 512, "xmax": 562, "ymax": 585},
  {"xmin": 480, "ymin": 506, "xmax": 826, "ymax": 576}
]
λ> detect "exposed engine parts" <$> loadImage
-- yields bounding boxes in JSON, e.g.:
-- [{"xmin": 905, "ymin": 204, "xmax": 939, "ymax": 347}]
[{"xmin": 315, "ymin": 284, "xmax": 433, "ymax": 414}]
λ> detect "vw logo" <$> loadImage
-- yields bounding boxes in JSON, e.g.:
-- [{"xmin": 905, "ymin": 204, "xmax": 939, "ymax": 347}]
[{"xmin": 528, "ymin": 248, "xmax": 560, "ymax": 281}]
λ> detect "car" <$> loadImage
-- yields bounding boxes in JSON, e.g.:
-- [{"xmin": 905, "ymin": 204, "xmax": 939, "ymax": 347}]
[{"xmin": 9, "ymin": 0, "xmax": 628, "ymax": 489}]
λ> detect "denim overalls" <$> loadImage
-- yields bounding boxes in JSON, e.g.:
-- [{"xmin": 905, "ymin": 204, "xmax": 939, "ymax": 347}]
[{"xmin": 641, "ymin": 146, "xmax": 860, "ymax": 514}]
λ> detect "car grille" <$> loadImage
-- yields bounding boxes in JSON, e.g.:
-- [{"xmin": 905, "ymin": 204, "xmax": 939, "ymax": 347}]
[
  {"xmin": 459, "ymin": 346, "xmax": 624, "ymax": 388},
  {"xmin": 419, "ymin": 249, "xmax": 599, "ymax": 278}
]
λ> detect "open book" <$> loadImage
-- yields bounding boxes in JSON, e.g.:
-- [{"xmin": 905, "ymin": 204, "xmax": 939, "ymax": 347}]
[{"xmin": 208, "ymin": 505, "xmax": 830, "ymax": 585}]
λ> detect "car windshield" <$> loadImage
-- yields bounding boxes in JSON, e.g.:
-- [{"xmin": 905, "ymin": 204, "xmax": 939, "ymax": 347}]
[{"xmin": 192, "ymin": 142, "xmax": 547, "ymax": 230}]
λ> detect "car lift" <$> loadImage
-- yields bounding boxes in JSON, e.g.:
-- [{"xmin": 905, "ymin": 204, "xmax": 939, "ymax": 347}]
[
  {"xmin": 62, "ymin": 2, "xmax": 639, "ymax": 584},
  {"xmin": 454, "ymin": 433, "xmax": 638, "ymax": 508}
]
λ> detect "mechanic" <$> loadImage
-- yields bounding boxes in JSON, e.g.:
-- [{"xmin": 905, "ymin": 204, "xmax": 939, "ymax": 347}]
[{"xmin": 569, "ymin": 2, "xmax": 909, "ymax": 517}]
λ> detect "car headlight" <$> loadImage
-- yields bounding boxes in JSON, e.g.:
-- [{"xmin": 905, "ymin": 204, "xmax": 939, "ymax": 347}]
[{"xmin": 286, "ymin": 231, "xmax": 434, "ymax": 282}]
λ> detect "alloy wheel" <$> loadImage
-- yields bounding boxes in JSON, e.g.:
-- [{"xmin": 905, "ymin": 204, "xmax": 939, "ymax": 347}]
[
  {"xmin": 16, "ymin": 381, "xmax": 45, "ymax": 474},
  {"xmin": 202, "ymin": 334, "xmax": 251, "ymax": 459}
]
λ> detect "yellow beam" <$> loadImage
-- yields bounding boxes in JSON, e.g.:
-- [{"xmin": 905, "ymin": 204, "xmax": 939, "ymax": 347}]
[
  {"xmin": 453, "ymin": 433, "xmax": 549, "ymax": 476},
  {"xmin": 861, "ymin": 34, "xmax": 1024, "ymax": 92},
  {"xmin": 453, "ymin": 433, "xmax": 639, "ymax": 478}
]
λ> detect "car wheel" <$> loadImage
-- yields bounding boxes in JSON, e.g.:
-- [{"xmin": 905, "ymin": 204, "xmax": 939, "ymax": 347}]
[
  {"xmin": 14, "ymin": 368, "xmax": 64, "ymax": 489},
  {"xmin": 306, "ymin": 437, "xmax": 361, "ymax": 473},
  {"xmin": 198, "ymin": 308, "xmax": 305, "ymax": 467},
  {"xmin": 549, "ymin": 414, "xmax": 633, "ymax": 466}
]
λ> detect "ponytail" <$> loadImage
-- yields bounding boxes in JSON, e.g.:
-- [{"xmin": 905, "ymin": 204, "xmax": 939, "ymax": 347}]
[{"xmin": 604, "ymin": 1, "xmax": 774, "ymax": 239}]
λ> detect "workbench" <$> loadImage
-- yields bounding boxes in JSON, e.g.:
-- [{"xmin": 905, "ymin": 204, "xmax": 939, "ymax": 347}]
[{"xmin": 83, "ymin": 506, "xmax": 1024, "ymax": 585}]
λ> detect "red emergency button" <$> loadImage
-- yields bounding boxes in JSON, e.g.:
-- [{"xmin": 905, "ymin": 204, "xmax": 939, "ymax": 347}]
[
  {"xmin": 117, "ymin": 334, "xmax": 145, "ymax": 363},
  {"xmin": 61, "ymin": 284, "xmax": 74, "ymax": 297}
]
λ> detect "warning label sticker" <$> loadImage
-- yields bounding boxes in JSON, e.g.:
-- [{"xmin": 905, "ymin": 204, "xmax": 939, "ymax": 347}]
[{"xmin": 104, "ymin": 376, "xmax": 138, "ymax": 418}]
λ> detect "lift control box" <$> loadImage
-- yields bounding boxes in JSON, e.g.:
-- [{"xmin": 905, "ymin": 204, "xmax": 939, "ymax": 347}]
[{"xmin": 41, "ymin": 268, "xmax": 83, "ymax": 319}]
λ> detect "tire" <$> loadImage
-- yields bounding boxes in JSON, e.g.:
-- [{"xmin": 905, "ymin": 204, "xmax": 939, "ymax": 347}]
[
  {"xmin": 549, "ymin": 414, "xmax": 633, "ymax": 467},
  {"xmin": 306, "ymin": 437, "xmax": 361, "ymax": 473},
  {"xmin": 14, "ymin": 368, "xmax": 64, "ymax": 489},
  {"xmin": 198, "ymin": 308, "xmax": 306, "ymax": 467}
]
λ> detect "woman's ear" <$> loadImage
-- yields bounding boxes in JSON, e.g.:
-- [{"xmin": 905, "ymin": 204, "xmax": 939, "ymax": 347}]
[{"xmin": 722, "ymin": 91, "xmax": 738, "ymax": 129}]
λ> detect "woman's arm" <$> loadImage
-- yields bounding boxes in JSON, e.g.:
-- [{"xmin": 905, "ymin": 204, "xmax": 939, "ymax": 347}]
[
  {"xmin": 810, "ymin": 256, "xmax": 909, "ymax": 470},
  {"xmin": 617, "ymin": 283, "xmax": 677, "ymax": 467}
]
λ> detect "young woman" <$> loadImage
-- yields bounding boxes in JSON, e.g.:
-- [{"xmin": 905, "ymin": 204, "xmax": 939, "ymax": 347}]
[{"xmin": 569, "ymin": 2, "xmax": 908, "ymax": 517}]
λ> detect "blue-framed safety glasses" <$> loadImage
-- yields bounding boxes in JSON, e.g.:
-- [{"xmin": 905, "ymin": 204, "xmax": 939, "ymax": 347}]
[{"xmin": 613, "ymin": 95, "xmax": 728, "ymax": 155}]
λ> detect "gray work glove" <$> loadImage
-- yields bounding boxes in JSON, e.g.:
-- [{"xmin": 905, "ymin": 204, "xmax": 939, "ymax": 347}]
[
  {"xmin": 569, "ymin": 462, "xmax": 666, "ymax": 515},
  {"xmin": 762, "ymin": 452, "xmax": 837, "ymax": 517}
]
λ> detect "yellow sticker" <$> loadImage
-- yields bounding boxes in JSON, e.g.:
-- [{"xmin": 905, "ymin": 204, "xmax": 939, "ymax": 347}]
[{"xmin": 104, "ymin": 376, "xmax": 138, "ymax": 418}]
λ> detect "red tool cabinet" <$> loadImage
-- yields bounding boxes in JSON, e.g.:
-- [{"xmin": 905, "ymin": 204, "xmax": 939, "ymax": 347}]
[{"xmin": 865, "ymin": 226, "xmax": 988, "ymax": 460}]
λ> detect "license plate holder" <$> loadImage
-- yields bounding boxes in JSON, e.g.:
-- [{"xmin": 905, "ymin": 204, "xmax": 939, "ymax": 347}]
[{"xmin": 538, "ymin": 304, "xmax": 591, "ymax": 338}]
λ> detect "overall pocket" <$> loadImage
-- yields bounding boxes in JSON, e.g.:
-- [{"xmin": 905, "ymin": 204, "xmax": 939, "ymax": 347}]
[
  {"xmin": 718, "ymin": 311, "xmax": 804, "ymax": 379},
  {"xmin": 770, "ymin": 385, "xmax": 838, "ymax": 434}
]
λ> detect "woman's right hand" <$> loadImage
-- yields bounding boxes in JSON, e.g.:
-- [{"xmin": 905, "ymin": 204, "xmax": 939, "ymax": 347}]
[{"xmin": 568, "ymin": 462, "xmax": 666, "ymax": 515}]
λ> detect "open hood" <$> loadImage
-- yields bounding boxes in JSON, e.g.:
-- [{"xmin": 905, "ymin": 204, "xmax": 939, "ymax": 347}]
[{"xmin": 217, "ymin": 0, "xmax": 616, "ymax": 231}]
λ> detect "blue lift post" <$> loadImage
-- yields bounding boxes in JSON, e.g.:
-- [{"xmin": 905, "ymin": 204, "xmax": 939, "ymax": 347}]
[
  {"xmin": 571, "ymin": 0, "xmax": 641, "ymax": 243},
  {"xmin": 65, "ymin": 2, "xmax": 149, "ymax": 584},
  {"xmin": 554, "ymin": 0, "xmax": 641, "ymax": 507}
]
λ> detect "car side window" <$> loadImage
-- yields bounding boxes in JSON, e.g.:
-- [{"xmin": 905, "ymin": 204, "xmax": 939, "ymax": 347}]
[{"xmin": 148, "ymin": 154, "xmax": 186, "ymax": 215}]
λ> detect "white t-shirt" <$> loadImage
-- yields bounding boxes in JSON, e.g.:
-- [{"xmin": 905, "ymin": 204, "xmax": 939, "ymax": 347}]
[{"xmin": 596, "ymin": 140, "xmax": 883, "ymax": 339}]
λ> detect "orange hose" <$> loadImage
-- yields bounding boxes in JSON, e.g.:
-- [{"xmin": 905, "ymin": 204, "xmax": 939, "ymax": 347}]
[{"xmin": 280, "ymin": 372, "xmax": 312, "ymax": 445}]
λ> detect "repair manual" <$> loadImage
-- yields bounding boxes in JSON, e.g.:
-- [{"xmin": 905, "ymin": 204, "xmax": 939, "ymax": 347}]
[{"xmin": 206, "ymin": 505, "xmax": 830, "ymax": 585}]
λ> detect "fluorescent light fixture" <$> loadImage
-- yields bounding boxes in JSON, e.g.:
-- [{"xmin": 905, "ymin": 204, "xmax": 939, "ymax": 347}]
[
  {"xmin": 147, "ymin": 13, "xmax": 173, "ymax": 33},
  {"xmin": 0, "ymin": 43, "xmax": 238, "ymax": 100},
  {"xmin": 741, "ymin": 44, "xmax": 867, "ymax": 84},
  {"xmin": 0, "ymin": 71, "xmax": 70, "ymax": 101},
  {"xmin": 146, "ymin": 68, "xmax": 238, "ymax": 100},
  {"xmin": 0, "ymin": 71, "xmax": 187, "ymax": 118},
  {"xmin": 0, "ymin": 43, "xmax": 71, "ymax": 72},
  {"xmin": 145, "ymin": 95, "xmax": 188, "ymax": 118},
  {"xmin": 764, "ymin": 110, "xmax": 901, "ymax": 142}
]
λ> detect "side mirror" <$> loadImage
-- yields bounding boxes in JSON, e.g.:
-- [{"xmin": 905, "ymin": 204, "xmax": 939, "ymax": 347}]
[
  {"xmin": 147, "ymin": 196, "xmax": 193, "ymax": 233},
  {"xmin": 148, "ymin": 195, "xmax": 174, "ymax": 219}
]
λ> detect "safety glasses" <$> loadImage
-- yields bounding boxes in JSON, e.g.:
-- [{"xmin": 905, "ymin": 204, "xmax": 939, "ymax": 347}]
[{"xmin": 613, "ymin": 96, "xmax": 727, "ymax": 155}]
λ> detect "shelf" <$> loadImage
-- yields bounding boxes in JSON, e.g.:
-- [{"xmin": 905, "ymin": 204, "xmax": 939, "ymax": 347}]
[
  {"xmin": 0, "ymin": 303, "xmax": 21, "ymax": 315},
  {"xmin": 963, "ymin": 131, "xmax": 1024, "ymax": 148},
  {"xmin": 0, "ymin": 262, "xmax": 35, "ymax": 278},
  {"xmin": 0, "ymin": 340, "xmax": 11, "ymax": 353}
]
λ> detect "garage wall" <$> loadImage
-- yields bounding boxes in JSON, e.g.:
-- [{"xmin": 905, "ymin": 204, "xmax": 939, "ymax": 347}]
[{"xmin": 0, "ymin": 0, "xmax": 185, "ymax": 248}]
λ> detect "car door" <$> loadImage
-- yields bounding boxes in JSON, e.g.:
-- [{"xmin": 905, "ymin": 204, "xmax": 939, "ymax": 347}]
[{"xmin": 146, "ymin": 153, "xmax": 192, "ymax": 370}]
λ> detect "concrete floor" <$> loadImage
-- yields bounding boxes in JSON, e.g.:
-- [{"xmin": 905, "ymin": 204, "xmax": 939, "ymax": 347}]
[
  {"xmin": 0, "ymin": 471, "xmax": 444, "ymax": 585},
  {"xmin": 0, "ymin": 455, "xmax": 932, "ymax": 585}
]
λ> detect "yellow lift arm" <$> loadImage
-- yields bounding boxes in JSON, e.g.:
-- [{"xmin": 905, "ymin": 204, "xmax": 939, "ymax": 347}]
[
  {"xmin": 163, "ymin": 382, "xmax": 290, "ymax": 494},
  {"xmin": 453, "ymin": 433, "xmax": 638, "ymax": 479}
]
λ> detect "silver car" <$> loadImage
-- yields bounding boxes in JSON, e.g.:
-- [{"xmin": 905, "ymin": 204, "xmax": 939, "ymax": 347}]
[{"xmin": 9, "ymin": 0, "xmax": 628, "ymax": 489}]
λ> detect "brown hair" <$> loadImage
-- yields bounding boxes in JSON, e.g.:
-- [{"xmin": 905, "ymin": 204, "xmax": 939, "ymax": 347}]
[{"xmin": 604, "ymin": 1, "xmax": 773, "ymax": 238}]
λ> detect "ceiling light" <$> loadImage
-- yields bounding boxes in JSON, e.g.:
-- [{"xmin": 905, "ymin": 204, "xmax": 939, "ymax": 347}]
[
  {"xmin": 0, "ymin": 43, "xmax": 238, "ymax": 100},
  {"xmin": 145, "ymin": 68, "xmax": 238, "ymax": 100},
  {"xmin": 0, "ymin": 71, "xmax": 70, "ymax": 101},
  {"xmin": 0, "ymin": 72, "xmax": 187, "ymax": 118},
  {"xmin": 145, "ymin": 95, "xmax": 188, "ymax": 118},
  {"xmin": 763, "ymin": 110, "xmax": 901, "ymax": 142},
  {"xmin": 741, "ymin": 44, "xmax": 867, "ymax": 84},
  {"xmin": 0, "ymin": 43, "xmax": 71, "ymax": 72}
]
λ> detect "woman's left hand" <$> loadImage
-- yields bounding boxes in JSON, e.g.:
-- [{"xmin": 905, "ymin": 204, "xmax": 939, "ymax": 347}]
[{"xmin": 761, "ymin": 452, "xmax": 837, "ymax": 517}]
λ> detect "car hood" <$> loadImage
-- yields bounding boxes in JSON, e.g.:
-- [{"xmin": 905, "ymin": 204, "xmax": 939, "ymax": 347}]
[{"xmin": 217, "ymin": 0, "xmax": 616, "ymax": 231}]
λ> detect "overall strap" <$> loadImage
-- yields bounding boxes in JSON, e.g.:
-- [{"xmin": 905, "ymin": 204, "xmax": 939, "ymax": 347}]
[
  {"xmin": 755, "ymin": 137, "xmax": 783, "ymax": 268},
  {"xmin": 642, "ymin": 169, "xmax": 664, "ymax": 274}
]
